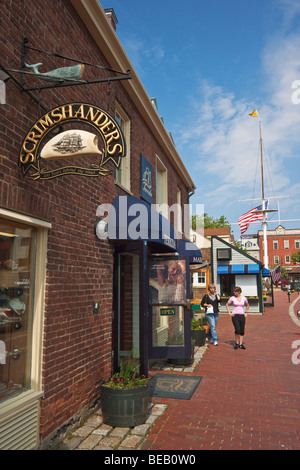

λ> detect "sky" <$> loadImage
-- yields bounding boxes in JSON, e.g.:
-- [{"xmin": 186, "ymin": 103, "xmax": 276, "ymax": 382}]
[{"xmin": 100, "ymin": 0, "xmax": 300, "ymax": 239}]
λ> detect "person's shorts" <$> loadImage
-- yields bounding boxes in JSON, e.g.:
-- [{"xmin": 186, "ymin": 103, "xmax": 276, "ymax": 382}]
[{"xmin": 232, "ymin": 314, "xmax": 246, "ymax": 336}]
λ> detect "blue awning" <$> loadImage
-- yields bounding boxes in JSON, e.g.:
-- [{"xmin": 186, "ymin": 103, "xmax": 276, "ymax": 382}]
[
  {"xmin": 106, "ymin": 196, "xmax": 177, "ymax": 251},
  {"xmin": 262, "ymin": 268, "xmax": 270, "ymax": 276},
  {"xmin": 217, "ymin": 264, "xmax": 260, "ymax": 274},
  {"xmin": 177, "ymin": 239, "xmax": 202, "ymax": 264}
]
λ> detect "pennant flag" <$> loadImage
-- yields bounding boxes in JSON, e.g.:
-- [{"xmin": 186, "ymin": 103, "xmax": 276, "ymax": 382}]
[
  {"xmin": 238, "ymin": 201, "xmax": 268, "ymax": 234},
  {"xmin": 249, "ymin": 110, "xmax": 258, "ymax": 117},
  {"xmin": 271, "ymin": 265, "xmax": 281, "ymax": 284}
]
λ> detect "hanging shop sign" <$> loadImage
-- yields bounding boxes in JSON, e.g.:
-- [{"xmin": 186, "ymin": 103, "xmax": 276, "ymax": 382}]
[{"xmin": 18, "ymin": 102, "xmax": 126, "ymax": 180}]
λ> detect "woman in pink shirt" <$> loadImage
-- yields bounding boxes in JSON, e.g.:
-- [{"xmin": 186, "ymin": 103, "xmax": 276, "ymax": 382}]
[{"xmin": 226, "ymin": 286, "xmax": 249, "ymax": 349}]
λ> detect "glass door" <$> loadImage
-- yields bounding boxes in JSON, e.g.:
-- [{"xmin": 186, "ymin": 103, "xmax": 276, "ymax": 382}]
[
  {"xmin": 117, "ymin": 251, "xmax": 140, "ymax": 361},
  {"xmin": 148, "ymin": 256, "xmax": 191, "ymax": 360},
  {"xmin": 113, "ymin": 241, "xmax": 148, "ymax": 375}
]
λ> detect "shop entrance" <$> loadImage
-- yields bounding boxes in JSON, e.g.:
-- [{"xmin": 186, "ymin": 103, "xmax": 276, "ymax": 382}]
[
  {"xmin": 113, "ymin": 242, "xmax": 148, "ymax": 375},
  {"xmin": 117, "ymin": 251, "xmax": 140, "ymax": 361},
  {"xmin": 113, "ymin": 244, "xmax": 192, "ymax": 375}
]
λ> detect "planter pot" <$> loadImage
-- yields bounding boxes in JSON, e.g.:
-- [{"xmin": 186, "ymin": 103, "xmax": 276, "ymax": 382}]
[
  {"xmin": 100, "ymin": 383, "xmax": 150, "ymax": 427},
  {"xmin": 191, "ymin": 328, "xmax": 206, "ymax": 346}
]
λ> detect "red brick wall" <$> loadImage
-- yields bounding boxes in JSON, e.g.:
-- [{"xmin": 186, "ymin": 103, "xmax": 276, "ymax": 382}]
[{"xmin": 0, "ymin": 0, "xmax": 191, "ymax": 443}]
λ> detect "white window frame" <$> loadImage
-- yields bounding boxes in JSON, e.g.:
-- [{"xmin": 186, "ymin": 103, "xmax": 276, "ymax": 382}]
[
  {"xmin": 285, "ymin": 255, "xmax": 290, "ymax": 264},
  {"xmin": 115, "ymin": 104, "xmax": 131, "ymax": 192},
  {"xmin": 273, "ymin": 240, "xmax": 278, "ymax": 250},
  {"xmin": 193, "ymin": 271, "xmax": 206, "ymax": 287},
  {"xmin": 284, "ymin": 239, "xmax": 289, "ymax": 249},
  {"xmin": 155, "ymin": 157, "xmax": 168, "ymax": 219},
  {"xmin": 295, "ymin": 239, "xmax": 300, "ymax": 249},
  {"xmin": 176, "ymin": 187, "xmax": 182, "ymax": 236},
  {"xmin": 274, "ymin": 255, "xmax": 279, "ymax": 264},
  {"xmin": 0, "ymin": 208, "xmax": 49, "ymax": 417}
]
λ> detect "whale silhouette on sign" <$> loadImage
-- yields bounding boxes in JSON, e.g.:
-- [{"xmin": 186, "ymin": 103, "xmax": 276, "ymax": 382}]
[{"xmin": 25, "ymin": 62, "xmax": 84, "ymax": 82}]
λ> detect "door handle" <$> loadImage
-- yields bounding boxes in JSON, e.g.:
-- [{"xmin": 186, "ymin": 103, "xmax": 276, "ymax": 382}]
[{"xmin": 7, "ymin": 346, "xmax": 23, "ymax": 360}]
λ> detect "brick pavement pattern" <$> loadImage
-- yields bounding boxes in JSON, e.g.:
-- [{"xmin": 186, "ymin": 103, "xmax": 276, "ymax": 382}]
[{"xmin": 142, "ymin": 290, "xmax": 300, "ymax": 450}]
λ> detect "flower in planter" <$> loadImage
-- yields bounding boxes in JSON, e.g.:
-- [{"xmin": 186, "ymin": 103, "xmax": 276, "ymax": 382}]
[
  {"xmin": 103, "ymin": 357, "xmax": 148, "ymax": 389},
  {"xmin": 191, "ymin": 318, "xmax": 205, "ymax": 330}
]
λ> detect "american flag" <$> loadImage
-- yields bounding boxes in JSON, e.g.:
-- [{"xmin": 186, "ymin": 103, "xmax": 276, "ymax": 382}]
[
  {"xmin": 238, "ymin": 201, "xmax": 268, "ymax": 234},
  {"xmin": 271, "ymin": 265, "xmax": 281, "ymax": 283}
]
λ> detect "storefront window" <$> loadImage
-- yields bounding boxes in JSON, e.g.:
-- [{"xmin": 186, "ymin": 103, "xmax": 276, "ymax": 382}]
[
  {"xmin": 0, "ymin": 219, "xmax": 36, "ymax": 401},
  {"xmin": 220, "ymin": 274, "xmax": 235, "ymax": 297},
  {"xmin": 149, "ymin": 258, "xmax": 187, "ymax": 305},
  {"xmin": 151, "ymin": 305, "xmax": 184, "ymax": 347}
]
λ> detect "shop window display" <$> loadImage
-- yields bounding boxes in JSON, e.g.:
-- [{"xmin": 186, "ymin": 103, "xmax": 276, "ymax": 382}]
[{"xmin": 0, "ymin": 220, "xmax": 35, "ymax": 401}]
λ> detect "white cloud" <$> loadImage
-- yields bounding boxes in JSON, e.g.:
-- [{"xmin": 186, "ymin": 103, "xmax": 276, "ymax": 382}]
[{"xmin": 176, "ymin": 24, "xmax": 300, "ymax": 227}]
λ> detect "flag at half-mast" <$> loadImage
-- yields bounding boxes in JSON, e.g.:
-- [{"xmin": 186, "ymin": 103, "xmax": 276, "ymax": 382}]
[
  {"xmin": 249, "ymin": 109, "xmax": 259, "ymax": 117},
  {"xmin": 238, "ymin": 201, "xmax": 268, "ymax": 234}
]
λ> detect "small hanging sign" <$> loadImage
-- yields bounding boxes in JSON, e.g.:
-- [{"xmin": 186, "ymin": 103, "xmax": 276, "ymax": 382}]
[
  {"xmin": 140, "ymin": 153, "xmax": 153, "ymax": 204},
  {"xmin": 160, "ymin": 307, "xmax": 176, "ymax": 316},
  {"xmin": 18, "ymin": 102, "xmax": 126, "ymax": 180}
]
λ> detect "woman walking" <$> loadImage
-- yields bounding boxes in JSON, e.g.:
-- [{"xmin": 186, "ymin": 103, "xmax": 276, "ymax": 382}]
[
  {"xmin": 201, "ymin": 283, "xmax": 220, "ymax": 346},
  {"xmin": 226, "ymin": 286, "xmax": 249, "ymax": 349}
]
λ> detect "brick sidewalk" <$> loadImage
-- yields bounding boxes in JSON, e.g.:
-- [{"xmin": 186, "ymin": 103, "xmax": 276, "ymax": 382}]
[{"xmin": 141, "ymin": 290, "xmax": 300, "ymax": 450}]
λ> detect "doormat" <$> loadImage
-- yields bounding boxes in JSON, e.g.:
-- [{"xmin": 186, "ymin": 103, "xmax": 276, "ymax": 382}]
[{"xmin": 149, "ymin": 373, "xmax": 202, "ymax": 400}]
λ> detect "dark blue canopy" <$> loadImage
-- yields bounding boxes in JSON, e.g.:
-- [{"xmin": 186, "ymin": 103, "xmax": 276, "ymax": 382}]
[
  {"xmin": 107, "ymin": 196, "xmax": 177, "ymax": 251},
  {"xmin": 177, "ymin": 239, "xmax": 202, "ymax": 264}
]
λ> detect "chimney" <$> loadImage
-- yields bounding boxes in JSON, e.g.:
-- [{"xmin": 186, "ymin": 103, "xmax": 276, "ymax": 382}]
[{"xmin": 104, "ymin": 8, "xmax": 118, "ymax": 31}]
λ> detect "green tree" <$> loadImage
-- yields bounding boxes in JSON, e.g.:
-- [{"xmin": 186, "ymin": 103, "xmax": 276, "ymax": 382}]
[
  {"xmin": 234, "ymin": 240, "xmax": 247, "ymax": 253},
  {"xmin": 191, "ymin": 213, "xmax": 230, "ymax": 230},
  {"xmin": 291, "ymin": 251, "xmax": 300, "ymax": 263}
]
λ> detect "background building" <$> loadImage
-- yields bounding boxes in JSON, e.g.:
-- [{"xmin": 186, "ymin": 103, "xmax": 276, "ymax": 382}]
[
  {"xmin": 211, "ymin": 236, "xmax": 266, "ymax": 314},
  {"xmin": 257, "ymin": 225, "xmax": 300, "ymax": 269},
  {"xmin": 190, "ymin": 227, "xmax": 233, "ymax": 299},
  {"xmin": 240, "ymin": 234, "xmax": 260, "ymax": 261}
]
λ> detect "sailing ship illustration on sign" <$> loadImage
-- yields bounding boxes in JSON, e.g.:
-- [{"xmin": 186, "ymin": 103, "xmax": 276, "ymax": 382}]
[
  {"xmin": 52, "ymin": 132, "xmax": 85, "ymax": 154},
  {"xmin": 40, "ymin": 130, "xmax": 101, "ymax": 160}
]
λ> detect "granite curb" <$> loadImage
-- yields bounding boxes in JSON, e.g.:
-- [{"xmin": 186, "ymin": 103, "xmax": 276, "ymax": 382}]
[{"xmin": 58, "ymin": 403, "xmax": 168, "ymax": 450}]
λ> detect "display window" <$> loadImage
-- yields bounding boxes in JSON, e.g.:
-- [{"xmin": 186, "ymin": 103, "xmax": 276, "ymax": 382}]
[
  {"xmin": 0, "ymin": 219, "xmax": 36, "ymax": 401},
  {"xmin": 149, "ymin": 257, "xmax": 187, "ymax": 305}
]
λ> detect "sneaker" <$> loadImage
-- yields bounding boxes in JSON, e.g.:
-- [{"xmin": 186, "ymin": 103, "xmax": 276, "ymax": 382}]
[
  {"xmin": 214, "ymin": 341, "xmax": 218, "ymax": 346},
  {"xmin": 239, "ymin": 344, "xmax": 246, "ymax": 349},
  {"xmin": 234, "ymin": 343, "xmax": 239, "ymax": 349}
]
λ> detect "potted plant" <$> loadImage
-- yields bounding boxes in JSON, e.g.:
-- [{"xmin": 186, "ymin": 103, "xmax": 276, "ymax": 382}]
[
  {"xmin": 191, "ymin": 318, "xmax": 206, "ymax": 346},
  {"xmin": 100, "ymin": 356, "xmax": 149, "ymax": 427}
]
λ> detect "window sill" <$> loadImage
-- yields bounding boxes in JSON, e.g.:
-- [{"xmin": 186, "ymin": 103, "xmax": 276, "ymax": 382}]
[
  {"xmin": 0, "ymin": 389, "xmax": 43, "ymax": 419},
  {"xmin": 114, "ymin": 180, "xmax": 133, "ymax": 196}
]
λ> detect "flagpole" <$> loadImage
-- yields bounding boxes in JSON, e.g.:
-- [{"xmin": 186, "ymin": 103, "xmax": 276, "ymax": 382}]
[{"xmin": 258, "ymin": 114, "xmax": 269, "ymax": 269}]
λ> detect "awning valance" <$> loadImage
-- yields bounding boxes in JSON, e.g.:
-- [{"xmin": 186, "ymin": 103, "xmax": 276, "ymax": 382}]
[
  {"xmin": 106, "ymin": 196, "xmax": 177, "ymax": 251},
  {"xmin": 217, "ymin": 264, "xmax": 260, "ymax": 275},
  {"xmin": 177, "ymin": 239, "xmax": 202, "ymax": 264}
]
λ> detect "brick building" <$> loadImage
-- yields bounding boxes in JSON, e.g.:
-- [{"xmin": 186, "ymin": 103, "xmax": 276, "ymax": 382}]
[
  {"xmin": 0, "ymin": 0, "xmax": 197, "ymax": 449},
  {"xmin": 257, "ymin": 225, "xmax": 300, "ymax": 269}
]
